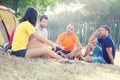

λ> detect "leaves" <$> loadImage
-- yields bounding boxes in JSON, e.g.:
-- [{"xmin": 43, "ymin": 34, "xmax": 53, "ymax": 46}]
[
  {"xmin": 1, "ymin": 0, "xmax": 120, "ymax": 49},
  {"xmin": 0, "ymin": 0, "xmax": 58, "ymax": 18},
  {"xmin": 48, "ymin": 0, "xmax": 120, "ymax": 48}
]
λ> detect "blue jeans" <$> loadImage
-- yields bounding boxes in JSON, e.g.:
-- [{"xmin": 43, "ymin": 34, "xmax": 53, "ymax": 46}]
[{"xmin": 92, "ymin": 45, "xmax": 106, "ymax": 64}]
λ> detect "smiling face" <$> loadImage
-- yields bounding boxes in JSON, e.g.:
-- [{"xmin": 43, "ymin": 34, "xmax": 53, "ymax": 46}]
[
  {"xmin": 40, "ymin": 18, "xmax": 48, "ymax": 28},
  {"xmin": 66, "ymin": 24, "xmax": 74, "ymax": 35}
]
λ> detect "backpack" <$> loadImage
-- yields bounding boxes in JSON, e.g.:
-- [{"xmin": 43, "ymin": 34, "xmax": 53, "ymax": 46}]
[{"xmin": 0, "ymin": 42, "xmax": 11, "ymax": 54}]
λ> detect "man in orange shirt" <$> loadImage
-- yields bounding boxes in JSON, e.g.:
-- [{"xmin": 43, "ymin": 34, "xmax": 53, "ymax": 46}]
[{"xmin": 56, "ymin": 24, "xmax": 82, "ymax": 59}]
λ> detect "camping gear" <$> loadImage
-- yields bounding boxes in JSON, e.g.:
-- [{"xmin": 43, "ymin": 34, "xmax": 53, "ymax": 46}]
[{"xmin": 0, "ymin": 4, "xmax": 18, "ymax": 53}]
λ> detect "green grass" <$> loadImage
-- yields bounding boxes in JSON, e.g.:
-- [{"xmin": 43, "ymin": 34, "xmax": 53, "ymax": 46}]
[{"xmin": 0, "ymin": 51, "xmax": 120, "ymax": 80}]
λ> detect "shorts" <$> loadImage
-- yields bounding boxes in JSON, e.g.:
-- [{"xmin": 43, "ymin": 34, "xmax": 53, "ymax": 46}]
[
  {"xmin": 52, "ymin": 47, "xmax": 62, "ymax": 52},
  {"xmin": 92, "ymin": 45, "xmax": 106, "ymax": 64},
  {"xmin": 52, "ymin": 47, "xmax": 71, "ymax": 54},
  {"xmin": 12, "ymin": 49, "xmax": 27, "ymax": 57},
  {"xmin": 62, "ymin": 50, "xmax": 71, "ymax": 54}
]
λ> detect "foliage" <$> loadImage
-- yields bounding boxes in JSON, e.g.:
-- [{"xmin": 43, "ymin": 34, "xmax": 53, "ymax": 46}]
[
  {"xmin": 47, "ymin": 0, "xmax": 120, "ymax": 49},
  {"xmin": 0, "ymin": 0, "xmax": 120, "ymax": 49},
  {"xmin": 0, "ymin": 0, "xmax": 58, "ymax": 18}
]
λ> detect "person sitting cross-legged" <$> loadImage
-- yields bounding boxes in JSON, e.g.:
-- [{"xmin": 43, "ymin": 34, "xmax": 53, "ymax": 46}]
[{"xmin": 56, "ymin": 24, "xmax": 82, "ymax": 59}]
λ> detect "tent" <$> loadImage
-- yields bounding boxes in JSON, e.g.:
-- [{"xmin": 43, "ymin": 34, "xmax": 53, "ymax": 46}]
[
  {"xmin": 0, "ymin": 4, "xmax": 18, "ymax": 53},
  {"xmin": 0, "ymin": 4, "xmax": 18, "ymax": 45}
]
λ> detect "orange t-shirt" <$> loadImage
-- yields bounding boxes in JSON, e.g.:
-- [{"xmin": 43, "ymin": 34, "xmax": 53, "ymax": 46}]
[{"xmin": 57, "ymin": 32, "xmax": 79, "ymax": 51}]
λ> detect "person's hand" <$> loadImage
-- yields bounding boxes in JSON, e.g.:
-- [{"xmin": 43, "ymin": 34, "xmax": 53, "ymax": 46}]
[
  {"xmin": 94, "ymin": 28, "xmax": 100, "ymax": 35},
  {"xmin": 55, "ymin": 44, "xmax": 64, "ymax": 49},
  {"xmin": 52, "ymin": 44, "xmax": 57, "ymax": 51},
  {"xmin": 66, "ymin": 52, "xmax": 74, "ymax": 59}
]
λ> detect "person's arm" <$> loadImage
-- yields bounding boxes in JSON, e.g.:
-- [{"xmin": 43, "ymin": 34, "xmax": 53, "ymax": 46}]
[
  {"xmin": 74, "ymin": 34, "xmax": 82, "ymax": 49},
  {"xmin": 88, "ymin": 29, "xmax": 100, "ymax": 43},
  {"xmin": 76, "ymin": 42, "xmax": 82, "ymax": 50},
  {"xmin": 56, "ymin": 39, "xmax": 61, "ymax": 46},
  {"xmin": 56, "ymin": 40, "xmax": 64, "ymax": 49},
  {"xmin": 55, "ymin": 34, "xmax": 64, "ymax": 49},
  {"xmin": 83, "ymin": 29, "xmax": 99, "ymax": 57},
  {"xmin": 32, "ymin": 32, "xmax": 56, "ymax": 49},
  {"xmin": 46, "ymin": 30, "xmax": 48, "ymax": 39},
  {"xmin": 106, "ymin": 47, "xmax": 114, "ymax": 64}
]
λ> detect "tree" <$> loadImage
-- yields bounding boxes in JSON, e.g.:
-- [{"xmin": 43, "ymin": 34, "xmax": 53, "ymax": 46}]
[
  {"xmin": 1, "ymin": 0, "xmax": 120, "ymax": 49},
  {"xmin": 47, "ymin": 0, "xmax": 120, "ymax": 49},
  {"xmin": 0, "ymin": 0, "xmax": 58, "ymax": 18}
]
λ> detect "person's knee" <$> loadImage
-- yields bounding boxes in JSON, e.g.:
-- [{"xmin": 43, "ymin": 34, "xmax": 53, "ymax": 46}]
[
  {"xmin": 74, "ymin": 51, "xmax": 82, "ymax": 57},
  {"xmin": 89, "ymin": 42, "xmax": 96, "ymax": 48}
]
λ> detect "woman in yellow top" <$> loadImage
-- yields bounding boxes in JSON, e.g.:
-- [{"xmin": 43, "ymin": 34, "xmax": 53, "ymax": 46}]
[{"xmin": 12, "ymin": 7, "xmax": 70, "ymax": 63}]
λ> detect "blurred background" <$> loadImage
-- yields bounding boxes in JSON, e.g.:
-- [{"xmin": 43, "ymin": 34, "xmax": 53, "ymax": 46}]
[{"xmin": 0, "ymin": 0, "xmax": 120, "ymax": 49}]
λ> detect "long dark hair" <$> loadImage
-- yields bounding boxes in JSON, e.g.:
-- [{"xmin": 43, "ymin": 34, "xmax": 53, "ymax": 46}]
[{"xmin": 20, "ymin": 7, "xmax": 37, "ymax": 26}]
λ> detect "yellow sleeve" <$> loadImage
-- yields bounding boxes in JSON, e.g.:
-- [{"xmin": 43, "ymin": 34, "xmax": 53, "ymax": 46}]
[
  {"xmin": 12, "ymin": 21, "xmax": 36, "ymax": 51},
  {"xmin": 24, "ymin": 21, "xmax": 36, "ymax": 35}
]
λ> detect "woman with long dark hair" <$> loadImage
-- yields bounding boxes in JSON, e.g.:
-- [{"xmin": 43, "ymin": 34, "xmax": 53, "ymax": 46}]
[{"xmin": 11, "ymin": 7, "xmax": 71, "ymax": 63}]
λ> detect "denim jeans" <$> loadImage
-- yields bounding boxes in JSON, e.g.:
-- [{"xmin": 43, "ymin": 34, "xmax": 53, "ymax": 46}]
[{"xmin": 92, "ymin": 45, "xmax": 106, "ymax": 64}]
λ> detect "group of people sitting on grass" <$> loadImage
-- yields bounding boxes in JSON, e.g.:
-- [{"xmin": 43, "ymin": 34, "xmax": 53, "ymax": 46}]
[{"xmin": 11, "ymin": 7, "xmax": 116, "ymax": 64}]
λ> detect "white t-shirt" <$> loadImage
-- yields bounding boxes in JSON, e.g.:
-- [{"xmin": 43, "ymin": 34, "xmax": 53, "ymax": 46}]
[{"xmin": 35, "ymin": 25, "xmax": 48, "ymax": 39}]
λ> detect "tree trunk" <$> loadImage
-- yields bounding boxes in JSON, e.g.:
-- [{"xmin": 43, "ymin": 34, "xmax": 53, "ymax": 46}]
[
  {"xmin": 12, "ymin": 0, "xmax": 19, "ymax": 15},
  {"xmin": 117, "ymin": 19, "xmax": 120, "ymax": 49}
]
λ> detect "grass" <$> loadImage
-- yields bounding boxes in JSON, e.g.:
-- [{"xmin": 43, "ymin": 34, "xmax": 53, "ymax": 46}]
[{"xmin": 0, "ymin": 50, "xmax": 120, "ymax": 80}]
